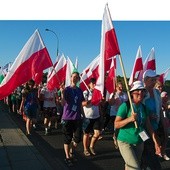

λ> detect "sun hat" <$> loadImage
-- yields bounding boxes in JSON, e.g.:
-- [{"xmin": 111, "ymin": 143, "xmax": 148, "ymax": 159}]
[
  {"xmin": 161, "ymin": 91, "xmax": 168, "ymax": 98},
  {"xmin": 143, "ymin": 69, "xmax": 158, "ymax": 79},
  {"xmin": 130, "ymin": 80, "xmax": 146, "ymax": 92}
]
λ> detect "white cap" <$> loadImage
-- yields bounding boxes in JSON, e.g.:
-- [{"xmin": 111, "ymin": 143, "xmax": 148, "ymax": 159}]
[
  {"xmin": 143, "ymin": 69, "xmax": 158, "ymax": 79},
  {"xmin": 130, "ymin": 81, "xmax": 145, "ymax": 92}
]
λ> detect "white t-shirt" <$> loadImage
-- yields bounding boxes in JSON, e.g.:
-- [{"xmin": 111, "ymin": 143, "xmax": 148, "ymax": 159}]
[
  {"xmin": 83, "ymin": 90, "xmax": 100, "ymax": 119},
  {"xmin": 109, "ymin": 92, "xmax": 128, "ymax": 116},
  {"xmin": 40, "ymin": 87, "xmax": 57, "ymax": 108}
]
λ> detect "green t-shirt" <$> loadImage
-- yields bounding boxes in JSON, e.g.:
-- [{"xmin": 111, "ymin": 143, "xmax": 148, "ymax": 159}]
[{"xmin": 117, "ymin": 102, "xmax": 148, "ymax": 144}]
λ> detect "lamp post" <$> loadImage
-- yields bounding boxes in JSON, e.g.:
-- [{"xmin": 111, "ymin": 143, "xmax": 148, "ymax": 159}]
[{"xmin": 45, "ymin": 28, "xmax": 59, "ymax": 57}]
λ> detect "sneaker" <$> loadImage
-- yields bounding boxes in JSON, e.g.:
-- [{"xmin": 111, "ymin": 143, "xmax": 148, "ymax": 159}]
[
  {"xmin": 89, "ymin": 147, "xmax": 96, "ymax": 155},
  {"xmin": 163, "ymin": 154, "xmax": 170, "ymax": 161},
  {"xmin": 45, "ymin": 129, "xmax": 48, "ymax": 135},
  {"xmin": 98, "ymin": 135, "xmax": 103, "ymax": 140},
  {"xmin": 65, "ymin": 158, "xmax": 73, "ymax": 167},
  {"xmin": 33, "ymin": 124, "xmax": 36, "ymax": 129}
]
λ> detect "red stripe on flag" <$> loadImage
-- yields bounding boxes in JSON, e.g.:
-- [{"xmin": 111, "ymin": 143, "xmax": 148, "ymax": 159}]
[
  {"xmin": 105, "ymin": 29, "xmax": 120, "ymax": 60},
  {"xmin": 0, "ymin": 48, "xmax": 52, "ymax": 99}
]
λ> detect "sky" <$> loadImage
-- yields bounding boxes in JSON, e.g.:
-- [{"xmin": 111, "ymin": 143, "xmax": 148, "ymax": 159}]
[{"xmin": 0, "ymin": 0, "xmax": 170, "ymax": 80}]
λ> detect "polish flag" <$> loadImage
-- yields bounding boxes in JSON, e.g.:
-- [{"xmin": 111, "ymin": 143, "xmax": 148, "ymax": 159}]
[
  {"xmin": 79, "ymin": 55, "xmax": 100, "ymax": 91},
  {"xmin": 47, "ymin": 54, "xmax": 67, "ymax": 90},
  {"xmin": 105, "ymin": 57, "xmax": 116, "ymax": 94},
  {"xmin": 48, "ymin": 55, "xmax": 61, "ymax": 79},
  {"xmin": 144, "ymin": 47, "xmax": 156, "ymax": 71},
  {"xmin": 65, "ymin": 57, "xmax": 76, "ymax": 87},
  {"xmin": 0, "ymin": 29, "xmax": 53, "ymax": 100},
  {"xmin": 158, "ymin": 67, "xmax": 170, "ymax": 84},
  {"xmin": 33, "ymin": 72, "xmax": 43, "ymax": 85},
  {"xmin": 91, "ymin": 4, "xmax": 120, "ymax": 105},
  {"xmin": 138, "ymin": 47, "xmax": 156, "ymax": 80},
  {"xmin": 129, "ymin": 46, "xmax": 143, "ymax": 85}
]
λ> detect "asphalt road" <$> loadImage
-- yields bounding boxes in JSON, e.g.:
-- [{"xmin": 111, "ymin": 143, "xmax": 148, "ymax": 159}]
[{"xmin": 7, "ymin": 110, "xmax": 170, "ymax": 170}]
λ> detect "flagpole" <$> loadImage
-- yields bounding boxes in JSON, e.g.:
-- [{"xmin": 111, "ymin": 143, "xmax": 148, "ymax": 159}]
[
  {"xmin": 79, "ymin": 74, "xmax": 92, "ymax": 94},
  {"xmin": 118, "ymin": 54, "xmax": 138, "ymax": 128}
]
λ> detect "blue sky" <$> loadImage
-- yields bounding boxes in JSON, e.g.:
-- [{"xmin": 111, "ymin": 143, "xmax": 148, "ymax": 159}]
[
  {"xmin": 0, "ymin": 0, "xmax": 170, "ymax": 80},
  {"xmin": 0, "ymin": 20, "xmax": 170, "ymax": 80}
]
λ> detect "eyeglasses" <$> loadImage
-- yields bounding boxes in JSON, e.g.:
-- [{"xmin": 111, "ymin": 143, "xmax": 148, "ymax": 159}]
[{"xmin": 132, "ymin": 90, "xmax": 145, "ymax": 96}]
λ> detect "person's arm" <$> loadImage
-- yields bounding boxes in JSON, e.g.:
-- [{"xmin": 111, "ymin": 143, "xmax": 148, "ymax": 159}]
[
  {"xmin": 114, "ymin": 114, "xmax": 137, "ymax": 129},
  {"xmin": 145, "ymin": 117, "xmax": 162, "ymax": 155},
  {"xmin": 19, "ymin": 96, "xmax": 25, "ymax": 113},
  {"xmin": 60, "ymin": 88, "xmax": 66, "ymax": 106}
]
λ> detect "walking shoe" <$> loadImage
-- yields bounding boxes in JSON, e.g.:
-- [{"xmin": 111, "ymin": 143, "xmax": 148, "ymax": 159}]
[
  {"xmin": 33, "ymin": 124, "xmax": 36, "ymax": 130},
  {"xmin": 89, "ymin": 147, "xmax": 96, "ymax": 155},
  {"xmin": 45, "ymin": 129, "xmax": 48, "ymax": 135},
  {"xmin": 64, "ymin": 158, "xmax": 73, "ymax": 167},
  {"xmin": 163, "ymin": 154, "xmax": 170, "ymax": 161}
]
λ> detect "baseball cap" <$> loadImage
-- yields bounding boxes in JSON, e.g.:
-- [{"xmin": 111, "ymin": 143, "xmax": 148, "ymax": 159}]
[
  {"xmin": 143, "ymin": 69, "xmax": 158, "ymax": 79},
  {"xmin": 130, "ymin": 81, "xmax": 146, "ymax": 92}
]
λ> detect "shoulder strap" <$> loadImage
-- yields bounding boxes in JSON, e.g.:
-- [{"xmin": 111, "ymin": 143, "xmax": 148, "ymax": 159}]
[{"xmin": 125, "ymin": 100, "xmax": 130, "ymax": 113}]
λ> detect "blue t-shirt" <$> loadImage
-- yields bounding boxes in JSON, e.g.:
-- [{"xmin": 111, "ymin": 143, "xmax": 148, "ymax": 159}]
[
  {"xmin": 24, "ymin": 89, "xmax": 38, "ymax": 110},
  {"xmin": 144, "ymin": 98, "xmax": 158, "ymax": 131},
  {"xmin": 62, "ymin": 86, "xmax": 85, "ymax": 120}
]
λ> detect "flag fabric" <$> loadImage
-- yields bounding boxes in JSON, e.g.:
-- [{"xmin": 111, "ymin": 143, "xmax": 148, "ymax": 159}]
[
  {"xmin": 74, "ymin": 57, "xmax": 78, "ymax": 69},
  {"xmin": 33, "ymin": 72, "xmax": 43, "ymax": 85},
  {"xmin": 105, "ymin": 57, "xmax": 116, "ymax": 94},
  {"xmin": 129, "ymin": 46, "xmax": 143, "ymax": 85},
  {"xmin": 2, "ymin": 62, "xmax": 12, "ymax": 76},
  {"xmin": 47, "ymin": 54, "xmax": 67, "ymax": 90},
  {"xmin": 0, "ymin": 67, "xmax": 4, "ymax": 84},
  {"xmin": 91, "ymin": 4, "xmax": 120, "ymax": 105},
  {"xmin": 47, "ymin": 54, "xmax": 61, "ymax": 80},
  {"xmin": 158, "ymin": 67, "xmax": 170, "ymax": 84},
  {"xmin": 79, "ymin": 55, "xmax": 100, "ymax": 91},
  {"xmin": 138, "ymin": 47, "xmax": 156, "ymax": 80},
  {"xmin": 144, "ymin": 47, "xmax": 156, "ymax": 71},
  {"xmin": 0, "ymin": 29, "xmax": 53, "ymax": 100},
  {"xmin": 64, "ymin": 57, "xmax": 80, "ymax": 87}
]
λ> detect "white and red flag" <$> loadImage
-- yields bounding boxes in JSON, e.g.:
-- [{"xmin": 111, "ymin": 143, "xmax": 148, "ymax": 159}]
[
  {"xmin": 129, "ymin": 46, "xmax": 143, "ymax": 86},
  {"xmin": 0, "ymin": 29, "xmax": 53, "ymax": 100},
  {"xmin": 158, "ymin": 67, "xmax": 170, "ymax": 84},
  {"xmin": 91, "ymin": 4, "xmax": 120, "ymax": 105},
  {"xmin": 79, "ymin": 55, "xmax": 100, "ymax": 91},
  {"xmin": 138, "ymin": 47, "xmax": 156, "ymax": 80},
  {"xmin": 47, "ymin": 54, "xmax": 67, "ymax": 90},
  {"xmin": 144, "ymin": 47, "xmax": 156, "ymax": 71},
  {"xmin": 105, "ymin": 57, "xmax": 116, "ymax": 94}
]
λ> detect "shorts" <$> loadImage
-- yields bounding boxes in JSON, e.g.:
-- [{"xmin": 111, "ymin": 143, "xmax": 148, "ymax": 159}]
[
  {"xmin": 83, "ymin": 117, "xmax": 101, "ymax": 134},
  {"xmin": 62, "ymin": 119, "xmax": 82, "ymax": 144},
  {"xmin": 43, "ymin": 107, "xmax": 56, "ymax": 118}
]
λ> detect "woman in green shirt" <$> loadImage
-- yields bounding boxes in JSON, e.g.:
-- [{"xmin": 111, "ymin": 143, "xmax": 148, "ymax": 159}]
[{"xmin": 114, "ymin": 81, "xmax": 161, "ymax": 170}]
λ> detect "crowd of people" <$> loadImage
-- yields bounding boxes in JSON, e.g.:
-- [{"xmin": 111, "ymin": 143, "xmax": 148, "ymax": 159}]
[{"xmin": 2, "ymin": 69, "xmax": 170, "ymax": 169}]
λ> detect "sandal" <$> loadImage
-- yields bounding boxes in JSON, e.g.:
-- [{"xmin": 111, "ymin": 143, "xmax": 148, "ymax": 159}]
[
  {"xmin": 84, "ymin": 150, "xmax": 91, "ymax": 156},
  {"xmin": 69, "ymin": 152, "xmax": 77, "ymax": 162},
  {"xmin": 89, "ymin": 147, "xmax": 96, "ymax": 155}
]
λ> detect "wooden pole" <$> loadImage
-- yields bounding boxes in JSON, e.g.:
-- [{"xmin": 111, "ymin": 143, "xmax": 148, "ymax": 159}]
[{"xmin": 118, "ymin": 54, "xmax": 138, "ymax": 128}]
